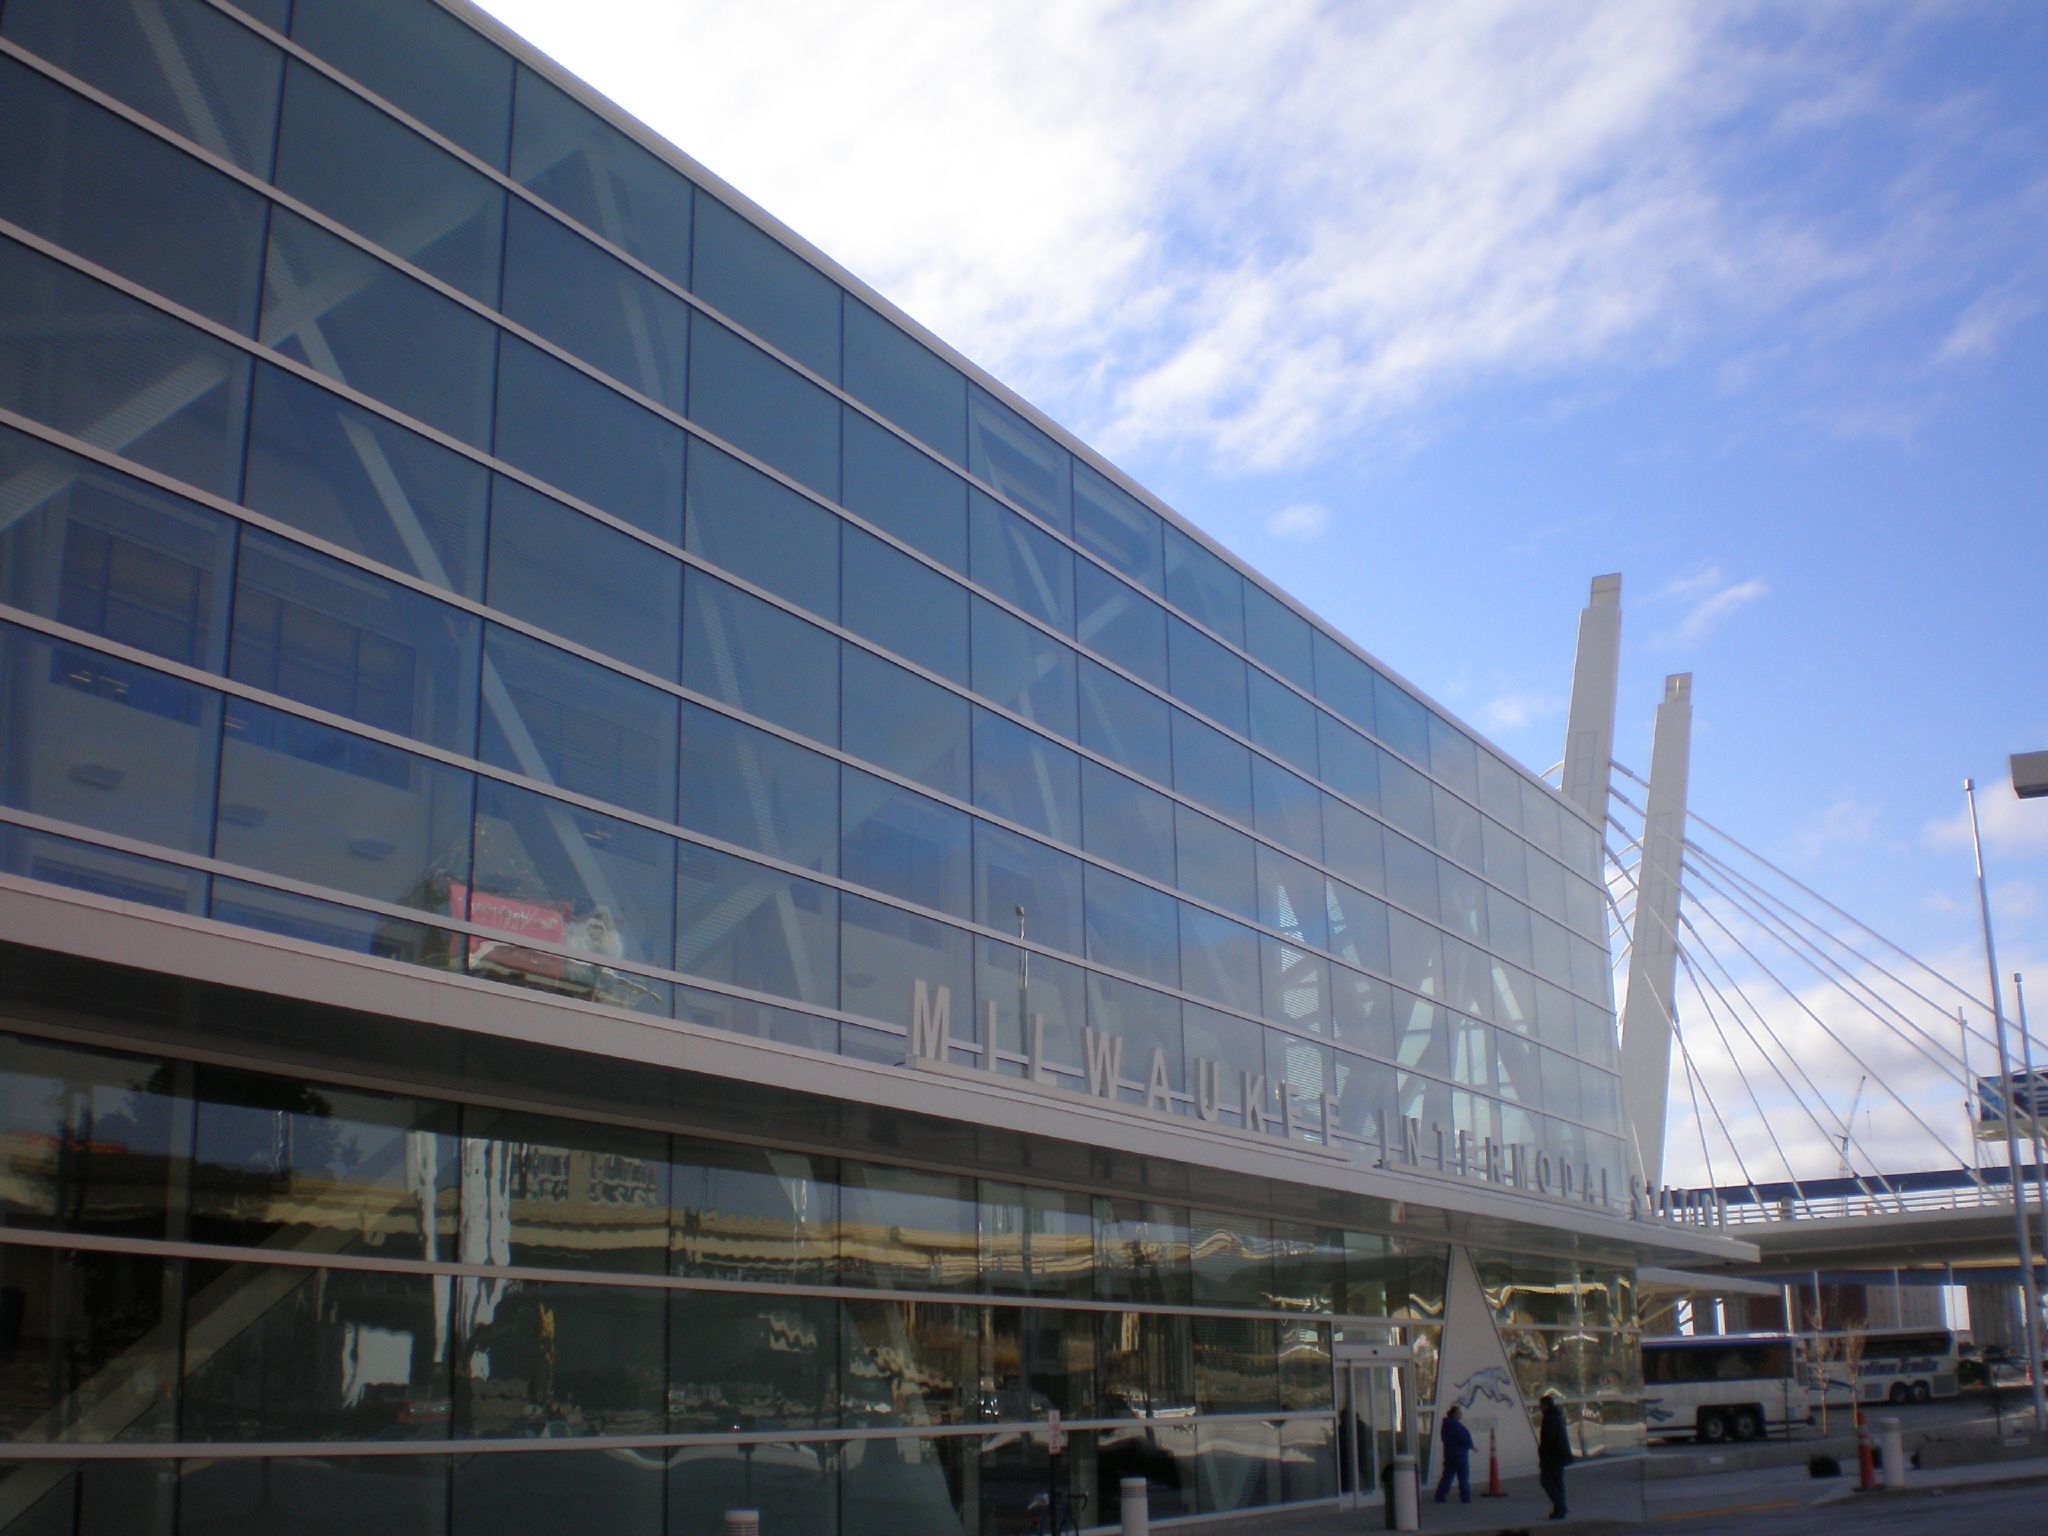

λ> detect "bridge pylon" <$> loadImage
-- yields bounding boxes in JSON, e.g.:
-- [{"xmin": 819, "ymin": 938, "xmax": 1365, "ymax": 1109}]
[{"xmin": 1620, "ymin": 673, "xmax": 1694, "ymax": 1190}]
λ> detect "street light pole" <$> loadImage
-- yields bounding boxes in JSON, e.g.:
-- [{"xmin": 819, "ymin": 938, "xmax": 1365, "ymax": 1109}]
[{"xmin": 1965, "ymin": 777, "xmax": 2047, "ymax": 1432}]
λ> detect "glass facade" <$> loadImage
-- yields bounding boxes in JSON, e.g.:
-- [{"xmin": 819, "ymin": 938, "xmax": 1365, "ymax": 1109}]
[{"xmin": 0, "ymin": 1, "xmax": 1647, "ymax": 1527}]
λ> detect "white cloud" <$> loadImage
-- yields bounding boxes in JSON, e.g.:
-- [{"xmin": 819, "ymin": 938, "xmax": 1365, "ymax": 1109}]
[
  {"xmin": 1793, "ymin": 795, "xmax": 1880, "ymax": 858},
  {"xmin": 1264, "ymin": 501, "xmax": 1330, "ymax": 540},
  {"xmin": 1649, "ymin": 566, "xmax": 1769, "ymax": 647},
  {"xmin": 1923, "ymin": 781, "xmax": 2048, "ymax": 858},
  {"xmin": 1476, "ymin": 689, "xmax": 1563, "ymax": 734},
  {"xmin": 1937, "ymin": 288, "xmax": 2041, "ymax": 365}
]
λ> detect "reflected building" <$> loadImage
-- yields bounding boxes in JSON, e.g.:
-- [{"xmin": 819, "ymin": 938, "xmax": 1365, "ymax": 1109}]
[{"xmin": 0, "ymin": 1, "xmax": 1744, "ymax": 1531}]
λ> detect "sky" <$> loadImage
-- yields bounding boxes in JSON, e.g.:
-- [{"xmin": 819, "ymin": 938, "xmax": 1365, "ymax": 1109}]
[{"xmin": 474, "ymin": 0, "xmax": 2048, "ymax": 1186}]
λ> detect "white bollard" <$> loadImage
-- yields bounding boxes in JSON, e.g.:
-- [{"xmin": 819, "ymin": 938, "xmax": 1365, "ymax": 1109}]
[
  {"xmin": 722, "ymin": 1511, "xmax": 761, "ymax": 1536},
  {"xmin": 1388, "ymin": 1453, "xmax": 1419, "ymax": 1532},
  {"xmin": 1880, "ymin": 1417, "xmax": 1906, "ymax": 1489},
  {"xmin": 1119, "ymin": 1475, "xmax": 1149, "ymax": 1534}
]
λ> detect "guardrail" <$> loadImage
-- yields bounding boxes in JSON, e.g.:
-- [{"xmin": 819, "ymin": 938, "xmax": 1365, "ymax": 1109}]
[{"xmin": 1699, "ymin": 1181, "xmax": 2045, "ymax": 1227}]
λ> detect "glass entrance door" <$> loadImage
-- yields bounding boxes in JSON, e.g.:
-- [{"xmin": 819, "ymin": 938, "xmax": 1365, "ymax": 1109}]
[{"xmin": 1335, "ymin": 1359, "xmax": 1411, "ymax": 1511}]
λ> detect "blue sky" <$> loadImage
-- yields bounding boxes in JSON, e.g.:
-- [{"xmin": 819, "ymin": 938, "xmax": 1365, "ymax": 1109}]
[{"xmin": 477, "ymin": 0, "xmax": 2047, "ymax": 1181}]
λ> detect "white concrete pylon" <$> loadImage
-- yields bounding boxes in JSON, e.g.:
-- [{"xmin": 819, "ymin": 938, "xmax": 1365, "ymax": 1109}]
[
  {"xmin": 1560, "ymin": 574, "xmax": 1622, "ymax": 827},
  {"xmin": 1621, "ymin": 673, "xmax": 1694, "ymax": 1189}
]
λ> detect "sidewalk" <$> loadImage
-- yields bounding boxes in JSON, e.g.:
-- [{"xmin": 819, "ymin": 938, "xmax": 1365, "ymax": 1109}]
[{"xmin": 1199, "ymin": 1459, "xmax": 1644, "ymax": 1536}]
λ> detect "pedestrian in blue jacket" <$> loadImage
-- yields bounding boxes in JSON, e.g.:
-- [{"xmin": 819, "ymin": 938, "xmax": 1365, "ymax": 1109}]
[{"xmin": 1435, "ymin": 1404, "xmax": 1475, "ymax": 1504}]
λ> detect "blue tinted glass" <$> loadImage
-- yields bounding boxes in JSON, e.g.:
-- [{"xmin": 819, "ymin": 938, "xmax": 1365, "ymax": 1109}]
[
  {"xmin": 844, "ymin": 528, "xmax": 967, "ymax": 683},
  {"xmin": 977, "ymin": 938, "xmax": 1085, "ymax": 1076},
  {"xmin": 967, "ymin": 387, "xmax": 1070, "ymax": 534},
  {"xmin": 689, "ymin": 315, "xmax": 839, "ymax": 498},
  {"xmin": 1073, "ymin": 464, "xmax": 1162, "ymax": 592},
  {"xmin": 970, "ymin": 491, "xmax": 1073, "ymax": 631},
  {"xmin": 681, "ymin": 703, "xmax": 837, "ymax": 875},
  {"xmin": 1243, "ymin": 584, "xmax": 1313, "ymax": 691},
  {"xmin": 211, "ymin": 875, "xmax": 441, "ymax": 965},
  {"xmin": 675, "ymin": 982, "xmax": 837, "ymax": 1054},
  {"xmin": 3, "ymin": 0, "xmax": 283, "ymax": 175},
  {"xmin": 685, "ymin": 443, "xmax": 838, "ymax": 620},
  {"xmin": 971, "ymin": 707, "xmax": 1079, "ymax": 844},
  {"xmin": 1, "ymin": 825, "xmax": 207, "ymax": 914},
  {"xmin": 842, "ymin": 412, "xmax": 966, "ymax": 571},
  {"xmin": 0, "ymin": 621, "xmax": 220, "ymax": 853},
  {"xmin": 273, "ymin": 62, "xmax": 504, "ymax": 303},
  {"xmin": 1384, "ymin": 834, "xmax": 1439, "ymax": 923},
  {"xmin": 1253, "ymin": 758, "xmax": 1322, "ymax": 860},
  {"xmin": 1083, "ymin": 865, "xmax": 1178, "ymax": 988},
  {"xmin": 243, "ymin": 364, "xmax": 487, "ymax": 598},
  {"xmin": 1378, "ymin": 752, "xmax": 1434, "ymax": 842},
  {"xmin": 682, "ymin": 569, "xmax": 837, "ymax": 746},
  {"xmin": 479, "ymin": 625, "xmax": 679, "ymax": 822},
  {"xmin": 1432, "ymin": 786, "xmax": 1483, "ymax": 869},
  {"xmin": 1081, "ymin": 761, "xmax": 1175, "ymax": 887},
  {"xmin": 292, "ymin": 0, "xmax": 514, "ymax": 166},
  {"xmin": 970, "ymin": 599, "xmax": 1076, "ymax": 738},
  {"xmin": 1074, "ymin": 563, "xmax": 1166, "ymax": 686},
  {"xmin": 1264, "ymin": 939, "xmax": 1329, "ymax": 1040},
  {"xmin": 677, "ymin": 843, "xmax": 838, "ymax": 1008},
  {"xmin": 839, "ymin": 765, "xmax": 966, "ymax": 921},
  {"xmin": 1179, "ymin": 904, "xmax": 1260, "ymax": 1014},
  {"xmin": 510, "ymin": 67, "xmax": 693, "ymax": 290},
  {"xmin": 843, "ymin": 301, "xmax": 964, "ymax": 464},
  {"xmin": 974, "ymin": 823, "xmax": 1083, "ymax": 957},
  {"xmin": 1184, "ymin": 1004, "xmax": 1274, "ymax": 1126},
  {"xmin": 1312, "ymin": 630, "xmax": 1375, "ymax": 736},
  {"xmin": 1373, "ymin": 673, "xmax": 1430, "ymax": 763},
  {"xmin": 495, "ymin": 337, "xmax": 684, "ymax": 542},
  {"xmin": 470, "ymin": 777, "xmax": 675, "ymax": 970},
  {"xmin": 1316, "ymin": 711, "xmax": 1379, "ymax": 810},
  {"xmin": 230, "ymin": 529, "xmax": 481, "ymax": 754},
  {"xmin": 1162, "ymin": 526, "xmax": 1242, "ymax": 646},
  {"xmin": 1167, "ymin": 617, "xmax": 1246, "ymax": 734},
  {"xmin": 691, "ymin": 196, "xmax": 840, "ymax": 381},
  {"xmin": 1427, "ymin": 714, "xmax": 1480, "ymax": 801},
  {"xmin": 259, "ymin": 210, "xmax": 497, "ymax": 446},
  {"xmin": 1077, "ymin": 658, "xmax": 1169, "ymax": 787},
  {"xmin": 840, "ymin": 893, "xmax": 973, "ymax": 1044},
  {"xmin": 485, "ymin": 477, "xmax": 680, "ymax": 680},
  {"xmin": 0, "ymin": 425, "xmax": 232, "ymax": 671},
  {"xmin": 502, "ymin": 199, "xmax": 689, "ymax": 414},
  {"xmin": 1173, "ymin": 805, "xmax": 1256, "ymax": 922},
  {"xmin": 1248, "ymin": 672, "xmax": 1316, "ymax": 775},
  {"xmin": 1321, "ymin": 798, "xmax": 1385, "ymax": 896},
  {"xmin": 1171, "ymin": 711, "xmax": 1251, "ymax": 825},
  {"xmin": 1086, "ymin": 975, "xmax": 1182, "ymax": 1103},
  {"xmin": 0, "ymin": 57, "xmax": 267, "ymax": 331},
  {"xmin": 840, "ymin": 648, "xmax": 969, "ymax": 799},
  {"xmin": 216, "ymin": 696, "xmax": 473, "ymax": 911},
  {"xmin": 0, "ymin": 236, "xmax": 251, "ymax": 500},
  {"xmin": 1257, "ymin": 844, "xmax": 1328, "ymax": 949},
  {"xmin": 1332, "ymin": 965, "xmax": 1395, "ymax": 1058}
]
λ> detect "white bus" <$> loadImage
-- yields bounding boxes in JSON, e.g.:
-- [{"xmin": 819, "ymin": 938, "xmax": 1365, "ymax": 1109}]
[
  {"xmin": 1813, "ymin": 1328, "xmax": 1960, "ymax": 1406},
  {"xmin": 1641, "ymin": 1333, "xmax": 1816, "ymax": 1444}
]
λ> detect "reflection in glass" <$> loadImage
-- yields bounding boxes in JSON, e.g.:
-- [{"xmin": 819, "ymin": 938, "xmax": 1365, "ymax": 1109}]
[
  {"xmin": 676, "ymin": 844, "xmax": 838, "ymax": 1009},
  {"xmin": 843, "ymin": 300, "xmax": 964, "ymax": 464},
  {"xmin": 1074, "ymin": 565, "xmax": 1167, "ymax": 688},
  {"xmin": 686, "ymin": 441, "xmax": 838, "ymax": 621},
  {"xmin": 967, "ymin": 389, "xmax": 1070, "ymax": 534},
  {"xmin": 1096, "ymin": 1310, "xmax": 1194, "ymax": 1414},
  {"xmin": 669, "ymin": 1289, "xmax": 837, "ymax": 1432},
  {"xmin": 683, "ymin": 569, "xmax": 838, "ymax": 747},
  {"xmin": 840, "ymin": 1163, "xmax": 976, "ymax": 1293},
  {"xmin": 840, "ymin": 1301, "xmax": 974, "ymax": 1427},
  {"xmin": 970, "ymin": 488, "xmax": 1073, "ymax": 627},
  {"xmin": 0, "ymin": 1246, "xmax": 172, "ymax": 1444},
  {"xmin": 971, "ymin": 708, "xmax": 1079, "ymax": 844},
  {"xmin": 669, "ymin": 1439, "xmax": 837, "ymax": 1536},
  {"xmin": 294, "ymin": 0, "xmax": 514, "ymax": 166},
  {"xmin": 981, "ymin": 1307, "xmax": 1095, "ymax": 1421},
  {"xmin": 840, "ymin": 650, "xmax": 970, "ymax": 799},
  {"xmin": 973, "ymin": 823, "xmax": 1082, "ymax": 959},
  {"xmin": 977, "ymin": 1183, "xmax": 1093, "ymax": 1300},
  {"xmin": 1197, "ymin": 1416, "xmax": 1281, "ymax": 1513},
  {"xmin": 1080, "ymin": 761, "xmax": 1175, "ymax": 887},
  {"xmin": 452, "ymin": 1451, "xmax": 662, "ymax": 1536},
  {"xmin": 840, "ymin": 769, "xmax": 971, "ymax": 918},
  {"xmin": 1244, "ymin": 584, "xmax": 1313, "ymax": 692},
  {"xmin": 1077, "ymin": 656, "xmax": 1170, "ymax": 786},
  {"xmin": 180, "ymin": 1456, "xmax": 447, "ymax": 1536},
  {"xmin": 454, "ymin": 1278, "xmax": 666, "ymax": 1438},
  {"xmin": 457, "ymin": 1107, "xmax": 670, "ymax": 1274},
  {"xmin": 1094, "ymin": 1201, "xmax": 1190, "ymax": 1306},
  {"xmin": 843, "ymin": 527, "xmax": 965, "ymax": 683},
  {"xmin": 671, "ymin": 1136, "xmax": 838, "ymax": 1286},
  {"xmin": 0, "ymin": 1031, "xmax": 180, "ymax": 1243},
  {"xmin": 1073, "ymin": 463, "xmax": 1162, "ymax": 591},
  {"xmin": 842, "ymin": 411, "xmax": 965, "ymax": 570},
  {"xmin": 1162, "ymin": 526, "xmax": 1242, "ymax": 646},
  {"xmin": 681, "ymin": 705, "xmax": 837, "ymax": 873},
  {"xmin": 970, "ymin": 599, "xmax": 1076, "ymax": 737}
]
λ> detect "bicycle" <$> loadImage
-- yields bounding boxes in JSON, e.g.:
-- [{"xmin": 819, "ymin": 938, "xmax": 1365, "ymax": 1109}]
[{"xmin": 1024, "ymin": 1487, "xmax": 1086, "ymax": 1535}]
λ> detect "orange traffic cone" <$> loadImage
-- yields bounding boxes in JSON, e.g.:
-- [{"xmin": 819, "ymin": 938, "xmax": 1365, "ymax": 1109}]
[{"xmin": 1484, "ymin": 1426, "xmax": 1506, "ymax": 1497}]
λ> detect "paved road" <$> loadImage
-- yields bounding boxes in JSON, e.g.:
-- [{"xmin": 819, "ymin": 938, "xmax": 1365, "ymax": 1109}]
[{"xmin": 1648, "ymin": 1482, "xmax": 2048, "ymax": 1535}]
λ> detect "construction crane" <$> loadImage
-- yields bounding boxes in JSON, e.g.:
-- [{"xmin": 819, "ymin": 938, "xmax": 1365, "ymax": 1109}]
[{"xmin": 1837, "ymin": 1075, "xmax": 1868, "ymax": 1179}]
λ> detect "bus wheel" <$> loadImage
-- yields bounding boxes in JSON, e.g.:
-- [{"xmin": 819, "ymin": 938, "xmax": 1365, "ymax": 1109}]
[
  {"xmin": 1731, "ymin": 1408, "xmax": 1762, "ymax": 1442},
  {"xmin": 1888, "ymin": 1383, "xmax": 1910, "ymax": 1405},
  {"xmin": 1697, "ymin": 1412, "xmax": 1730, "ymax": 1444},
  {"xmin": 1910, "ymin": 1382, "xmax": 1932, "ymax": 1404}
]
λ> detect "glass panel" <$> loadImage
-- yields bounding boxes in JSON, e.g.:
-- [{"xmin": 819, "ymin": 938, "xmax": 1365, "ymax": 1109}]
[
  {"xmin": 501, "ymin": 198, "xmax": 689, "ymax": 413},
  {"xmin": 1317, "ymin": 710, "xmax": 1380, "ymax": 809},
  {"xmin": 691, "ymin": 194, "xmax": 840, "ymax": 380},
  {"xmin": 468, "ymin": 776, "xmax": 676, "ymax": 973},
  {"xmin": 1330, "ymin": 1052, "xmax": 1393, "ymax": 1145},
  {"xmin": 676, "ymin": 843, "xmax": 839, "ymax": 1008},
  {"xmin": 0, "ymin": 825, "xmax": 205, "ymax": 913},
  {"xmin": 1271, "ymin": 1224, "xmax": 1342, "ymax": 1314},
  {"xmin": 1084, "ymin": 974, "xmax": 1182, "ymax": 1104},
  {"xmin": 978, "ymin": 1183, "xmax": 1093, "ymax": 1300},
  {"xmin": 1332, "ymin": 965, "xmax": 1396, "ymax": 1058},
  {"xmin": 479, "ymin": 624, "xmax": 678, "ymax": 821},
  {"xmin": 971, "ymin": 708, "xmax": 1080, "ymax": 844},
  {"xmin": 1384, "ymin": 832, "xmax": 1439, "ymax": 918},
  {"xmin": 451, "ymin": 1451, "xmax": 662, "ymax": 1536},
  {"xmin": 1190, "ymin": 1209, "xmax": 1273, "ymax": 1305},
  {"xmin": 1, "ymin": 622, "xmax": 221, "ymax": 854},
  {"xmin": 1483, "ymin": 816, "xmax": 1528, "ymax": 898},
  {"xmin": 839, "ymin": 893, "xmax": 974, "ymax": 1051},
  {"xmin": 1428, "ymin": 713, "xmax": 1480, "ymax": 801},
  {"xmin": 0, "ymin": 1253, "xmax": 172, "ymax": 1439},
  {"xmin": 1379, "ymin": 751, "xmax": 1434, "ymax": 843},
  {"xmin": 1327, "ymin": 878, "xmax": 1390, "ymax": 972},
  {"xmin": 671, "ymin": 1135, "xmax": 838, "ymax": 1285},
  {"xmin": 495, "ymin": 336, "xmax": 685, "ymax": 542},
  {"xmin": 229, "ymin": 528, "xmax": 481, "ymax": 754},
  {"xmin": 0, "ymin": 424, "xmax": 233, "ymax": 670},
  {"xmin": 181, "ymin": 1262, "xmax": 445, "ymax": 1441},
  {"xmin": 841, "ymin": 1300, "xmax": 975, "ymax": 1424},
  {"xmin": 970, "ymin": 598, "xmax": 1077, "ymax": 736},
  {"xmin": 486, "ymin": 476, "xmax": 680, "ymax": 679},
  {"xmin": 454, "ymin": 1278, "xmax": 667, "ymax": 1436},
  {"xmin": 840, "ymin": 648, "xmax": 969, "ymax": 798},
  {"xmin": 1253, "ymin": 758, "xmax": 1322, "ymax": 860},
  {"xmin": 1178, "ymin": 904, "xmax": 1260, "ymax": 1014},
  {"xmin": 1074, "ymin": 669, "xmax": 1167, "ymax": 804},
  {"xmin": 842, "ymin": 411, "xmax": 966, "ymax": 571},
  {"xmin": 1072, "ymin": 463, "xmax": 1162, "ymax": 591},
  {"xmin": 841, "ymin": 1163, "xmax": 977, "ymax": 1293},
  {"xmin": 692, "ymin": 438, "xmax": 835, "ymax": 618},
  {"xmin": 1192, "ymin": 1318, "xmax": 1279, "ymax": 1414},
  {"xmin": 1479, "ymin": 752, "xmax": 1523, "ymax": 828},
  {"xmin": 0, "ymin": 55, "xmax": 267, "ymax": 331},
  {"xmin": 1244, "ymin": 584, "xmax": 1313, "ymax": 691},
  {"xmin": 1071, "ymin": 757, "xmax": 1171, "ymax": 884},
  {"xmin": 1255, "ymin": 844, "xmax": 1325, "ymax": 946},
  {"xmin": 681, "ymin": 703, "xmax": 837, "ymax": 873},
  {"xmin": 452, "ymin": 1105, "xmax": 669, "ymax": 1273},
  {"xmin": 3, "ymin": 0, "xmax": 282, "ymax": 175},
  {"xmin": 1263, "ymin": 937, "xmax": 1328, "ymax": 1039},
  {"xmin": 1074, "ymin": 562, "xmax": 1166, "ymax": 686},
  {"xmin": 209, "ymin": 874, "xmax": 445, "ymax": 968},
  {"xmin": 971, "ymin": 489, "xmax": 1074, "ymax": 630},
  {"xmin": 1100, "ymin": 1423, "xmax": 1198, "ymax": 1520},
  {"xmin": 669, "ymin": 1440, "xmax": 838, "ymax": 1536},
  {"xmin": 1162, "ymin": 525, "xmax": 1242, "ymax": 645},
  {"xmin": 843, "ymin": 526, "xmax": 966, "ymax": 682},
  {"xmin": 1312, "ymin": 630, "xmax": 1375, "ymax": 736},
  {"xmin": 0, "ymin": 1033, "xmax": 181, "ymax": 1240},
  {"xmin": 0, "ymin": 1458, "xmax": 174, "ymax": 1535},
  {"xmin": 689, "ymin": 313, "xmax": 839, "ymax": 498},
  {"xmin": 1248, "ymin": 670, "xmax": 1316, "ymax": 774},
  {"xmin": 510, "ymin": 66, "xmax": 693, "ymax": 290},
  {"xmin": 843, "ymin": 300, "xmax": 965, "ymax": 464},
  {"xmin": 840, "ymin": 767, "xmax": 972, "ymax": 917},
  {"xmin": 683, "ymin": 568, "xmax": 838, "ymax": 746},
  {"xmin": 676, "ymin": 982, "xmax": 836, "ymax": 1054},
  {"xmin": 1280, "ymin": 1415, "xmax": 1338, "ymax": 1503},
  {"xmin": 1083, "ymin": 865, "xmax": 1178, "ymax": 988},
  {"xmin": 1433, "ymin": 785, "xmax": 1484, "ymax": 870},
  {"xmin": 1171, "ymin": 710, "xmax": 1251, "ymax": 824},
  {"xmin": 293, "ymin": 0, "xmax": 512, "ymax": 165},
  {"xmin": 1373, "ymin": 673, "xmax": 1429, "ymax": 764},
  {"xmin": 0, "ymin": 235, "xmax": 251, "ymax": 499},
  {"xmin": 982, "ymin": 1306, "xmax": 1096, "ymax": 1423},
  {"xmin": 1322, "ymin": 797, "xmax": 1385, "ymax": 895},
  {"xmin": 967, "ymin": 387, "xmax": 1070, "ymax": 533},
  {"xmin": 189, "ymin": 1067, "xmax": 456, "ymax": 1259},
  {"xmin": 669, "ymin": 1289, "xmax": 838, "ymax": 1431},
  {"xmin": 1183, "ymin": 1003, "xmax": 1273, "ymax": 1131},
  {"xmin": 1167, "ymin": 616, "xmax": 1246, "ymax": 734},
  {"xmin": 973, "ymin": 821, "xmax": 1083, "ymax": 958},
  {"xmin": 1095, "ymin": 1204, "xmax": 1192, "ymax": 1306},
  {"xmin": 274, "ymin": 61, "xmax": 503, "ymax": 302},
  {"xmin": 974, "ymin": 938, "xmax": 1086, "ymax": 1084}
]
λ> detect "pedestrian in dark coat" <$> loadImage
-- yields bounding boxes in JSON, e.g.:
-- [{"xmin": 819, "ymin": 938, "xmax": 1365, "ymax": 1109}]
[
  {"xmin": 1537, "ymin": 1393, "xmax": 1573, "ymax": 1519},
  {"xmin": 1434, "ymin": 1404, "xmax": 1475, "ymax": 1503}
]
